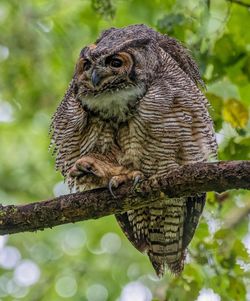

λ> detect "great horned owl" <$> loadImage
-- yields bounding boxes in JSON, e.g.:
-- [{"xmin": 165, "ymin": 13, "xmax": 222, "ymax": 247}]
[{"xmin": 50, "ymin": 24, "xmax": 217, "ymax": 277}]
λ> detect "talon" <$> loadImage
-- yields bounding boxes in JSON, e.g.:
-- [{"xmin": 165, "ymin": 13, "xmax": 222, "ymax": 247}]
[
  {"xmin": 109, "ymin": 179, "xmax": 117, "ymax": 198},
  {"xmin": 133, "ymin": 175, "xmax": 143, "ymax": 190},
  {"xmin": 131, "ymin": 171, "xmax": 144, "ymax": 190}
]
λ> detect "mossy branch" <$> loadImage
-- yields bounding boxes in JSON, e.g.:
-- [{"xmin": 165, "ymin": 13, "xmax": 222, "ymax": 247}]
[{"xmin": 0, "ymin": 161, "xmax": 249, "ymax": 235}]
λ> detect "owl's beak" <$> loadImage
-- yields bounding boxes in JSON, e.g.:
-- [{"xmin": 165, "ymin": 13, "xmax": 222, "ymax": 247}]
[{"xmin": 91, "ymin": 69, "xmax": 102, "ymax": 88}]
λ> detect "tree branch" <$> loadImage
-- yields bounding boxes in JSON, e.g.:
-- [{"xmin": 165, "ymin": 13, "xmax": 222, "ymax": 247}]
[{"xmin": 0, "ymin": 161, "xmax": 249, "ymax": 235}]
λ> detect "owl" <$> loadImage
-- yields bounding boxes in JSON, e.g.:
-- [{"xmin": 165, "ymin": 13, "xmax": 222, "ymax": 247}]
[{"xmin": 50, "ymin": 24, "xmax": 217, "ymax": 277}]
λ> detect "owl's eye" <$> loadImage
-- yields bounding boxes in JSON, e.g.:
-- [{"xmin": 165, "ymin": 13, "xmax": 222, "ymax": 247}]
[
  {"xmin": 106, "ymin": 56, "xmax": 123, "ymax": 68},
  {"xmin": 83, "ymin": 59, "xmax": 91, "ymax": 71},
  {"xmin": 110, "ymin": 58, "xmax": 123, "ymax": 68}
]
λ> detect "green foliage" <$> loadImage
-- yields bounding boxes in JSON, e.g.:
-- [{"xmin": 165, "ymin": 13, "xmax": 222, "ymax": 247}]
[
  {"xmin": 0, "ymin": 0, "xmax": 249, "ymax": 300},
  {"xmin": 91, "ymin": 0, "xmax": 116, "ymax": 19}
]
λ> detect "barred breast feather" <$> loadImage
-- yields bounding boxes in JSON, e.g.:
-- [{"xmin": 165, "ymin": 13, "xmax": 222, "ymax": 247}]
[{"xmin": 115, "ymin": 52, "xmax": 217, "ymax": 276}]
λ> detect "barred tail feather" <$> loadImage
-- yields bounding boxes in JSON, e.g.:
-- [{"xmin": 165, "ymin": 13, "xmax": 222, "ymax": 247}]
[
  {"xmin": 116, "ymin": 195, "xmax": 205, "ymax": 277},
  {"xmin": 147, "ymin": 198, "xmax": 186, "ymax": 276}
]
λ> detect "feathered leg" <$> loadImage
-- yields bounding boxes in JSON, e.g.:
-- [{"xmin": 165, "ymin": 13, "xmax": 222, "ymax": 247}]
[{"xmin": 69, "ymin": 154, "xmax": 143, "ymax": 189}]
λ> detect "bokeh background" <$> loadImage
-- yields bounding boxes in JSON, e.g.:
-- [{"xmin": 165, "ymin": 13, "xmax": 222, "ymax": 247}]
[{"xmin": 0, "ymin": 0, "xmax": 250, "ymax": 300}]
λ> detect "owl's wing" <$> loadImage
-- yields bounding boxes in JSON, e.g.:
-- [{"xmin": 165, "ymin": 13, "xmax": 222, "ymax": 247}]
[
  {"xmin": 183, "ymin": 194, "xmax": 206, "ymax": 249},
  {"xmin": 115, "ymin": 209, "xmax": 149, "ymax": 253},
  {"xmin": 50, "ymin": 78, "xmax": 87, "ymax": 186},
  {"xmin": 157, "ymin": 34, "xmax": 204, "ymax": 88},
  {"xmin": 116, "ymin": 194, "xmax": 205, "ymax": 253}
]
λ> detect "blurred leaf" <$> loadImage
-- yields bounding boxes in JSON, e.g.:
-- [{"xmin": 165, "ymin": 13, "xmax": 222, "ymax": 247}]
[
  {"xmin": 91, "ymin": 0, "xmax": 115, "ymax": 18},
  {"xmin": 194, "ymin": 220, "xmax": 210, "ymax": 239},
  {"xmin": 214, "ymin": 229, "xmax": 228, "ymax": 239},
  {"xmin": 213, "ymin": 34, "xmax": 241, "ymax": 65},
  {"xmin": 207, "ymin": 78, "xmax": 240, "ymax": 100},
  {"xmin": 157, "ymin": 13, "xmax": 186, "ymax": 35},
  {"xmin": 223, "ymin": 99, "xmax": 249, "ymax": 128},
  {"xmin": 183, "ymin": 264, "xmax": 205, "ymax": 285},
  {"xmin": 210, "ymin": 275, "xmax": 230, "ymax": 296},
  {"xmin": 206, "ymin": 92, "xmax": 224, "ymax": 131},
  {"xmin": 242, "ymin": 55, "xmax": 250, "ymax": 81},
  {"xmin": 219, "ymin": 137, "xmax": 250, "ymax": 160},
  {"xmin": 228, "ymin": 276, "xmax": 246, "ymax": 301},
  {"xmin": 232, "ymin": 239, "xmax": 249, "ymax": 260},
  {"xmin": 235, "ymin": 136, "xmax": 250, "ymax": 146}
]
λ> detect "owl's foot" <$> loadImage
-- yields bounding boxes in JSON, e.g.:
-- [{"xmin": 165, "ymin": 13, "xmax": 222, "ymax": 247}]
[
  {"xmin": 69, "ymin": 156, "xmax": 121, "ymax": 186},
  {"xmin": 109, "ymin": 171, "xmax": 144, "ymax": 198},
  {"xmin": 70, "ymin": 156, "xmax": 108, "ymax": 178},
  {"xmin": 69, "ymin": 156, "xmax": 144, "ymax": 193}
]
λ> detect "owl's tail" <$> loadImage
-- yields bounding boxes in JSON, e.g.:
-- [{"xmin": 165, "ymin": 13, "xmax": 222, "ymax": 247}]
[
  {"xmin": 149, "ymin": 251, "xmax": 186, "ymax": 278},
  {"xmin": 147, "ymin": 198, "xmax": 187, "ymax": 277},
  {"xmin": 115, "ymin": 194, "xmax": 205, "ymax": 277}
]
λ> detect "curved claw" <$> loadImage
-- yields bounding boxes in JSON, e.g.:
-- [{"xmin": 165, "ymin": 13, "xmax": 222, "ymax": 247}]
[
  {"xmin": 108, "ymin": 171, "xmax": 144, "ymax": 197},
  {"xmin": 133, "ymin": 175, "xmax": 143, "ymax": 189},
  {"xmin": 132, "ymin": 173, "xmax": 145, "ymax": 192},
  {"xmin": 108, "ymin": 179, "xmax": 117, "ymax": 198}
]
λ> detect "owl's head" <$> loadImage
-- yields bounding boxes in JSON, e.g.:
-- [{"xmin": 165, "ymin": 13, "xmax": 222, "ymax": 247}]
[
  {"xmin": 73, "ymin": 24, "xmax": 202, "ymax": 121},
  {"xmin": 76, "ymin": 46, "xmax": 146, "ymax": 93},
  {"xmin": 75, "ymin": 26, "xmax": 160, "ymax": 94},
  {"xmin": 74, "ymin": 25, "xmax": 163, "ymax": 120}
]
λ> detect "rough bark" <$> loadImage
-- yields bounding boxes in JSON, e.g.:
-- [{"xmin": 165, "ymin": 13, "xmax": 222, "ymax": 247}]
[{"xmin": 0, "ymin": 161, "xmax": 249, "ymax": 235}]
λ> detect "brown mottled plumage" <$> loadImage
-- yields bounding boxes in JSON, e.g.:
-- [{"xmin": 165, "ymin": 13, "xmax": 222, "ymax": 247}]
[{"xmin": 50, "ymin": 24, "xmax": 217, "ymax": 277}]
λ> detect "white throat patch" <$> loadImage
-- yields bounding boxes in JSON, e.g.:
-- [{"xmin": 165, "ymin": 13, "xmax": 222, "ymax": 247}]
[{"xmin": 81, "ymin": 85, "xmax": 145, "ymax": 121}]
